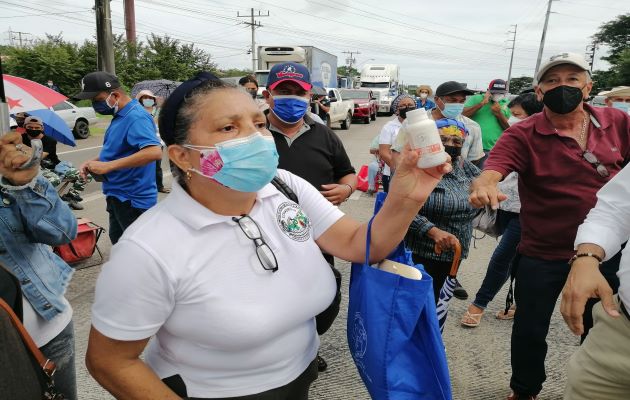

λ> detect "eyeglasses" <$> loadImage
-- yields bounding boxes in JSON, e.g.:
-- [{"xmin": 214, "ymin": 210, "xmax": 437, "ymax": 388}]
[
  {"xmin": 232, "ymin": 215, "xmax": 279, "ymax": 272},
  {"xmin": 440, "ymin": 135, "xmax": 464, "ymax": 146},
  {"xmin": 582, "ymin": 150, "xmax": 609, "ymax": 178}
]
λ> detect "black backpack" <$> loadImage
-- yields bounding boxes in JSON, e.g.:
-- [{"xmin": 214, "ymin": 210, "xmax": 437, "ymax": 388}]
[{"xmin": 270, "ymin": 177, "xmax": 342, "ymax": 335}]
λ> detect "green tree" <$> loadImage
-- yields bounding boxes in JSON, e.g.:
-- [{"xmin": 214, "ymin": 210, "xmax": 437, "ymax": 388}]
[
  {"xmin": 3, "ymin": 34, "xmax": 86, "ymax": 96},
  {"xmin": 218, "ymin": 68, "xmax": 252, "ymax": 78},
  {"xmin": 591, "ymin": 69, "xmax": 619, "ymax": 94},
  {"xmin": 508, "ymin": 76, "xmax": 533, "ymax": 94},
  {"xmin": 593, "ymin": 13, "xmax": 630, "ymax": 65},
  {"xmin": 337, "ymin": 66, "xmax": 358, "ymax": 77}
]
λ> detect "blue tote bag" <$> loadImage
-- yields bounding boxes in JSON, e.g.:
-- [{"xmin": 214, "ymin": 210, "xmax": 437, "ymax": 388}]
[{"xmin": 347, "ymin": 192, "xmax": 452, "ymax": 400}]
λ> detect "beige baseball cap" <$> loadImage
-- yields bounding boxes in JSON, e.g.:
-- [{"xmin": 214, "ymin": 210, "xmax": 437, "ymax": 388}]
[{"xmin": 535, "ymin": 52, "xmax": 590, "ymax": 85}]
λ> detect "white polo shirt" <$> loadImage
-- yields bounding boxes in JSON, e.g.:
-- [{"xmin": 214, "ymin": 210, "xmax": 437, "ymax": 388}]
[{"xmin": 91, "ymin": 169, "xmax": 343, "ymax": 398}]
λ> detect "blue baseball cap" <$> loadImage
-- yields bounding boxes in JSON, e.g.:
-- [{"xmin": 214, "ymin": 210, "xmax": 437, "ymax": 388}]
[{"xmin": 267, "ymin": 62, "xmax": 312, "ymax": 91}]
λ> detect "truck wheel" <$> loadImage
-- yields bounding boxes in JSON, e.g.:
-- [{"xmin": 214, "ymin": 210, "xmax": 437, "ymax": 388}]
[
  {"xmin": 371, "ymin": 112, "xmax": 376, "ymax": 121},
  {"xmin": 73, "ymin": 120, "xmax": 90, "ymax": 139},
  {"xmin": 341, "ymin": 112, "xmax": 352, "ymax": 130}
]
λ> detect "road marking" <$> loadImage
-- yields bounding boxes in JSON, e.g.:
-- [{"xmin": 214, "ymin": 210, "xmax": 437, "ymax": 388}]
[{"xmin": 58, "ymin": 145, "xmax": 103, "ymax": 155}]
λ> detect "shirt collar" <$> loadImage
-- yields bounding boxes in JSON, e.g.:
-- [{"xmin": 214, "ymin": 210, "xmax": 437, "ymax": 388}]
[
  {"xmin": 165, "ymin": 179, "xmax": 281, "ymax": 230},
  {"xmin": 534, "ymin": 103, "xmax": 605, "ymax": 135},
  {"xmin": 115, "ymin": 99, "xmax": 141, "ymax": 118}
]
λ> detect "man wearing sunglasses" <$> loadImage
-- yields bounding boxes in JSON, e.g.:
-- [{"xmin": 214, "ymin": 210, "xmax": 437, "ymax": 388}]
[{"xmin": 469, "ymin": 52, "xmax": 630, "ymax": 400}]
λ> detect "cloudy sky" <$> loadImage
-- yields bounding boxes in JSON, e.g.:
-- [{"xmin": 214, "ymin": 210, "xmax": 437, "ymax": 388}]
[{"xmin": 1, "ymin": 0, "xmax": 627, "ymax": 90}]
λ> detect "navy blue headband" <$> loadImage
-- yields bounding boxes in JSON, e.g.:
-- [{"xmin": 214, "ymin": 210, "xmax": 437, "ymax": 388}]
[{"xmin": 158, "ymin": 71, "xmax": 221, "ymax": 146}]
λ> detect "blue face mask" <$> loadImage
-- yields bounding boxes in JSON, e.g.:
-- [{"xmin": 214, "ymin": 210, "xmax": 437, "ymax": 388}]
[
  {"xmin": 440, "ymin": 102, "xmax": 465, "ymax": 119},
  {"xmin": 612, "ymin": 102, "xmax": 630, "ymax": 114},
  {"xmin": 141, "ymin": 99, "xmax": 155, "ymax": 108},
  {"xmin": 184, "ymin": 132, "xmax": 279, "ymax": 193},
  {"xmin": 92, "ymin": 93, "xmax": 118, "ymax": 115},
  {"xmin": 271, "ymin": 95, "xmax": 309, "ymax": 124}
]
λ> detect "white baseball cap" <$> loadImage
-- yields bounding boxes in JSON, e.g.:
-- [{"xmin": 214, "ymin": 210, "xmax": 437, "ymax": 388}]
[{"xmin": 535, "ymin": 52, "xmax": 590, "ymax": 85}]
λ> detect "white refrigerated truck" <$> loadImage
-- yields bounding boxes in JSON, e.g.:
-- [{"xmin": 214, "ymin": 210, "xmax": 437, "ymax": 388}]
[
  {"xmin": 255, "ymin": 46, "xmax": 337, "ymax": 96},
  {"xmin": 359, "ymin": 64, "xmax": 400, "ymax": 115}
]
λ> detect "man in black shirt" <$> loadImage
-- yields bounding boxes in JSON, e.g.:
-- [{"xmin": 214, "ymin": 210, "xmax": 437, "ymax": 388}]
[
  {"xmin": 22, "ymin": 116, "xmax": 87, "ymax": 210},
  {"xmin": 263, "ymin": 62, "xmax": 356, "ymax": 373}
]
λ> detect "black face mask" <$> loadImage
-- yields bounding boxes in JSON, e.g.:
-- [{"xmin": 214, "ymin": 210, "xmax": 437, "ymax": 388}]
[
  {"xmin": 16, "ymin": 120, "xmax": 25, "ymax": 128},
  {"xmin": 26, "ymin": 128, "xmax": 43, "ymax": 138},
  {"xmin": 247, "ymin": 89, "xmax": 257, "ymax": 99},
  {"xmin": 542, "ymin": 85, "xmax": 585, "ymax": 114},
  {"xmin": 444, "ymin": 145, "xmax": 462, "ymax": 160},
  {"xmin": 398, "ymin": 107, "xmax": 414, "ymax": 119}
]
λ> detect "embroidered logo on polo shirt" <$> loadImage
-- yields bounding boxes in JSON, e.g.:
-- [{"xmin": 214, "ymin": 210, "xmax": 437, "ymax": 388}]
[{"xmin": 276, "ymin": 202, "xmax": 311, "ymax": 242}]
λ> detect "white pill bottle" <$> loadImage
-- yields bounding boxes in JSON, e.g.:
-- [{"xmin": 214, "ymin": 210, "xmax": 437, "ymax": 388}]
[{"xmin": 404, "ymin": 108, "xmax": 448, "ymax": 168}]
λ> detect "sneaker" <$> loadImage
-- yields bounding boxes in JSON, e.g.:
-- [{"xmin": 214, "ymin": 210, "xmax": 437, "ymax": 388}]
[
  {"xmin": 65, "ymin": 199, "xmax": 84, "ymax": 210},
  {"xmin": 67, "ymin": 192, "xmax": 83, "ymax": 202},
  {"xmin": 62, "ymin": 194, "xmax": 84, "ymax": 210},
  {"xmin": 316, "ymin": 354, "xmax": 328, "ymax": 372},
  {"xmin": 453, "ymin": 279, "xmax": 469, "ymax": 300}
]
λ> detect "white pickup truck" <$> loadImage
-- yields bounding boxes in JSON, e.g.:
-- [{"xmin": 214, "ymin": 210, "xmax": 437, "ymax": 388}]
[{"xmin": 324, "ymin": 88, "xmax": 355, "ymax": 130}]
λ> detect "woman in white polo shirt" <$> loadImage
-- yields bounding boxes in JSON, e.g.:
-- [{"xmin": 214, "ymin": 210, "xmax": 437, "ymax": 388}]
[{"xmin": 86, "ymin": 72, "xmax": 452, "ymax": 400}]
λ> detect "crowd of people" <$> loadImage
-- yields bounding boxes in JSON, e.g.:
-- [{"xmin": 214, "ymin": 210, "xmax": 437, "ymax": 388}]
[{"xmin": 0, "ymin": 51, "xmax": 629, "ymax": 400}]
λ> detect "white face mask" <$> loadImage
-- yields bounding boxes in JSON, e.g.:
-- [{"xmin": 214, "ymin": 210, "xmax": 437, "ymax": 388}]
[
  {"xmin": 507, "ymin": 115, "xmax": 524, "ymax": 126},
  {"xmin": 492, "ymin": 94, "xmax": 506, "ymax": 102},
  {"xmin": 420, "ymin": 93, "xmax": 428, "ymax": 99}
]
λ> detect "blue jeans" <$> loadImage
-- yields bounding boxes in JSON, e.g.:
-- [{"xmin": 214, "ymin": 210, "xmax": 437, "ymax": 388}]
[
  {"xmin": 472, "ymin": 210, "xmax": 521, "ymax": 310},
  {"xmin": 367, "ymin": 160, "xmax": 379, "ymax": 191},
  {"xmin": 40, "ymin": 320, "xmax": 76, "ymax": 400}
]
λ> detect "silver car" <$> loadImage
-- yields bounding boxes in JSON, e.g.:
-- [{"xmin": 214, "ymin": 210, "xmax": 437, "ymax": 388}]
[{"xmin": 51, "ymin": 101, "xmax": 99, "ymax": 139}]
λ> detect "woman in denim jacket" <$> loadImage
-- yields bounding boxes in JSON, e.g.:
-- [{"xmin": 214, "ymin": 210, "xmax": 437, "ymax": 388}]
[{"xmin": 0, "ymin": 131, "xmax": 78, "ymax": 399}]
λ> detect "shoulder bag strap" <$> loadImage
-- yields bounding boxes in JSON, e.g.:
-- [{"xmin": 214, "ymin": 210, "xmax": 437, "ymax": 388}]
[{"xmin": 0, "ymin": 298, "xmax": 57, "ymax": 377}]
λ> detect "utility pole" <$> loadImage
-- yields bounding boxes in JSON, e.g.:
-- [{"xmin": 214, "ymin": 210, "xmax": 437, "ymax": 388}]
[
  {"xmin": 343, "ymin": 50, "xmax": 361, "ymax": 75},
  {"xmin": 10, "ymin": 30, "xmax": 31, "ymax": 48},
  {"xmin": 534, "ymin": 0, "xmax": 555, "ymax": 76},
  {"xmin": 95, "ymin": 0, "xmax": 115, "ymax": 74},
  {"xmin": 506, "ymin": 24, "xmax": 517, "ymax": 93},
  {"xmin": 237, "ymin": 8, "xmax": 270, "ymax": 72},
  {"xmin": 124, "ymin": 0, "xmax": 136, "ymax": 58},
  {"xmin": 585, "ymin": 41, "xmax": 598, "ymax": 72}
]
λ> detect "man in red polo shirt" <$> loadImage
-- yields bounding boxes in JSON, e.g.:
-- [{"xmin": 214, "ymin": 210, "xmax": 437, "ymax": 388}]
[{"xmin": 469, "ymin": 52, "xmax": 630, "ymax": 400}]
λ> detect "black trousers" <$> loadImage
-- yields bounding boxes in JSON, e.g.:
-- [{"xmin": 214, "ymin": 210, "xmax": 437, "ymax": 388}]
[
  {"xmin": 163, "ymin": 358, "xmax": 318, "ymax": 400},
  {"xmin": 105, "ymin": 196, "xmax": 147, "ymax": 245},
  {"xmin": 510, "ymin": 252, "xmax": 621, "ymax": 397},
  {"xmin": 411, "ymin": 254, "xmax": 457, "ymax": 305},
  {"xmin": 382, "ymin": 175, "xmax": 390, "ymax": 193},
  {"xmin": 155, "ymin": 159, "xmax": 164, "ymax": 190}
]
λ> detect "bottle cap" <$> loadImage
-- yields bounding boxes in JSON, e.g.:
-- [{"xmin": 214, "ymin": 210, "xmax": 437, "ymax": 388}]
[{"xmin": 406, "ymin": 108, "xmax": 427, "ymax": 124}]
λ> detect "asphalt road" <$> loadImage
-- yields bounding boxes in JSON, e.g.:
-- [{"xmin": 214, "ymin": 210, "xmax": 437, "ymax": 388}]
[{"xmin": 66, "ymin": 114, "xmax": 575, "ymax": 399}]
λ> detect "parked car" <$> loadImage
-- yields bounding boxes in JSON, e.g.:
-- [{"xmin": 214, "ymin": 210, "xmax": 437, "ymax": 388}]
[
  {"xmin": 340, "ymin": 89, "xmax": 378, "ymax": 124},
  {"xmin": 589, "ymin": 95, "xmax": 607, "ymax": 107},
  {"xmin": 325, "ymin": 88, "xmax": 355, "ymax": 130},
  {"xmin": 50, "ymin": 101, "xmax": 98, "ymax": 139}
]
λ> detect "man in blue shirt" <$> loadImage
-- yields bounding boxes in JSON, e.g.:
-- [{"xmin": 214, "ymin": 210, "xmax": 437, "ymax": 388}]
[{"xmin": 75, "ymin": 71, "xmax": 162, "ymax": 244}]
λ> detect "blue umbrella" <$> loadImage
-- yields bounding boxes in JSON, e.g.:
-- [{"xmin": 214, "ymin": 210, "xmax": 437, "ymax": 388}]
[{"xmin": 25, "ymin": 109, "xmax": 76, "ymax": 147}]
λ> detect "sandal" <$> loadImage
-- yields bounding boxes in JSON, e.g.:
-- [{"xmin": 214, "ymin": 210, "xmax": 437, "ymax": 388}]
[
  {"xmin": 460, "ymin": 310, "xmax": 483, "ymax": 327},
  {"xmin": 496, "ymin": 306, "xmax": 516, "ymax": 320},
  {"xmin": 158, "ymin": 187, "xmax": 171, "ymax": 194}
]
